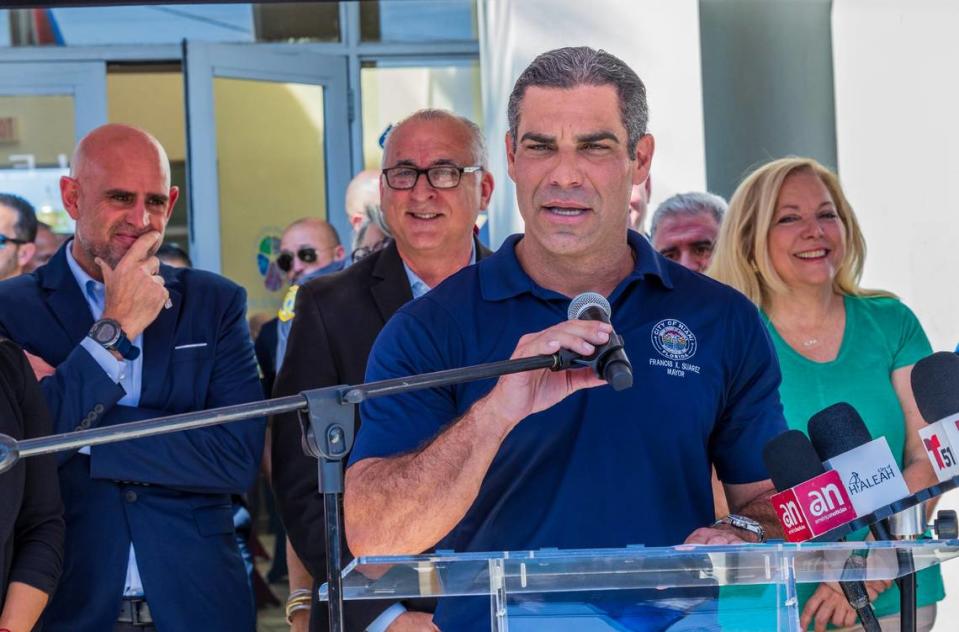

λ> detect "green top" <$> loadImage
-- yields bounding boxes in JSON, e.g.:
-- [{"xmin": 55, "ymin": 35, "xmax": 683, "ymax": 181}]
[
  {"xmin": 765, "ymin": 294, "xmax": 943, "ymax": 618},
  {"xmin": 720, "ymin": 295, "xmax": 943, "ymax": 627}
]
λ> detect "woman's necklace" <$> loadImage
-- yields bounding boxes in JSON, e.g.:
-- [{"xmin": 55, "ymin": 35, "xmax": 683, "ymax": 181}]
[
  {"xmin": 776, "ymin": 323, "xmax": 822, "ymax": 348},
  {"xmin": 770, "ymin": 300, "xmax": 841, "ymax": 351}
]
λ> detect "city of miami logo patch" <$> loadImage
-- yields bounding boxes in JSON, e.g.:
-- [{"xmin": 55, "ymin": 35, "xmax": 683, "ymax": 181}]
[{"xmin": 651, "ymin": 319, "xmax": 698, "ymax": 361}]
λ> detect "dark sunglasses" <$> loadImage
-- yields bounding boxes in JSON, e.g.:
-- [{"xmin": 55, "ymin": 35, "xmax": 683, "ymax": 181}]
[
  {"xmin": 276, "ymin": 247, "xmax": 319, "ymax": 272},
  {"xmin": 0, "ymin": 234, "xmax": 27, "ymax": 249}
]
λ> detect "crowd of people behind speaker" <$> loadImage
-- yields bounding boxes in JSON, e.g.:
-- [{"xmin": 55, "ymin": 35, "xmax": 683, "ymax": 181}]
[{"xmin": 0, "ymin": 45, "xmax": 944, "ymax": 632}]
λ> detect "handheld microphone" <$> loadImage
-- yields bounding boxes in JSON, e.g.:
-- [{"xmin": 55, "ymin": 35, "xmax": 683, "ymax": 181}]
[
  {"xmin": 912, "ymin": 352, "xmax": 959, "ymax": 481},
  {"xmin": 763, "ymin": 430, "xmax": 858, "ymax": 542},
  {"xmin": 566, "ymin": 292, "xmax": 633, "ymax": 391},
  {"xmin": 808, "ymin": 403, "xmax": 910, "ymax": 517},
  {"xmin": 807, "ymin": 401, "xmax": 918, "ymax": 616},
  {"xmin": 763, "ymin": 429, "xmax": 880, "ymax": 632}
]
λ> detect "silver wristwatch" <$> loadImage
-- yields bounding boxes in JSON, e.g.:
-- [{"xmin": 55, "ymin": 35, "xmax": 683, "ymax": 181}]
[{"xmin": 713, "ymin": 514, "xmax": 766, "ymax": 543}]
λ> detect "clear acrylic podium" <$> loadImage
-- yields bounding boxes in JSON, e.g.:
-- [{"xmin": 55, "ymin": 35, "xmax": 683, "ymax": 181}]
[{"xmin": 320, "ymin": 540, "xmax": 959, "ymax": 631}]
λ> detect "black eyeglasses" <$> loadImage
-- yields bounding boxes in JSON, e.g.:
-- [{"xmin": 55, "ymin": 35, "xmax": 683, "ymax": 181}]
[
  {"xmin": 276, "ymin": 246, "xmax": 334, "ymax": 272},
  {"xmin": 0, "ymin": 235, "xmax": 27, "ymax": 249},
  {"xmin": 382, "ymin": 165, "xmax": 482, "ymax": 190}
]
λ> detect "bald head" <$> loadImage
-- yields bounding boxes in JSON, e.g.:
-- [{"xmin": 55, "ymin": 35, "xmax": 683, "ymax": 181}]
[
  {"xmin": 281, "ymin": 217, "xmax": 341, "ymax": 247},
  {"xmin": 345, "ymin": 169, "xmax": 381, "ymax": 232},
  {"xmin": 62, "ymin": 123, "xmax": 179, "ymax": 278},
  {"xmin": 279, "ymin": 217, "xmax": 345, "ymax": 284},
  {"xmin": 72, "ymin": 124, "xmax": 172, "ymax": 185}
]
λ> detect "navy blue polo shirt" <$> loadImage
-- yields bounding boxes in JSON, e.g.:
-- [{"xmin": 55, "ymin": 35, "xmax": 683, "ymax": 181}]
[{"xmin": 351, "ymin": 231, "xmax": 786, "ymax": 629}]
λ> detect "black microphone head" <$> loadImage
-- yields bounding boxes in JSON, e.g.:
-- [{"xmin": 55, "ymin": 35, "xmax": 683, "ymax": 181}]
[
  {"xmin": 807, "ymin": 402, "xmax": 873, "ymax": 461},
  {"xmin": 763, "ymin": 429, "xmax": 826, "ymax": 491},
  {"xmin": 568, "ymin": 292, "xmax": 610, "ymax": 321},
  {"xmin": 911, "ymin": 351, "xmax": 959, "ymax": 423}
]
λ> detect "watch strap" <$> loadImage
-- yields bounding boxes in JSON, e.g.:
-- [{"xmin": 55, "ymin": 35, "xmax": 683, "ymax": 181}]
[{"xmin": 113, "ymin": 332, "xmax": 141, "ymax": 360}]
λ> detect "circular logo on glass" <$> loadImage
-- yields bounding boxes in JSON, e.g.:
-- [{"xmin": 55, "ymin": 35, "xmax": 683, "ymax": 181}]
[
  {"xmin": 256, "ymin": 235, "xmax": 284, "ymax": 292},
  {"xmin": 651, "ymin": 319, "xmax": 697, "ymax": 361}
]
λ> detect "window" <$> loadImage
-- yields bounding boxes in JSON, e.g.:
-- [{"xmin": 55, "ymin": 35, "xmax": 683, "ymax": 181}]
[{"xmin": 361, "ymin": 58, "xmax": 482, "ymax": 168}]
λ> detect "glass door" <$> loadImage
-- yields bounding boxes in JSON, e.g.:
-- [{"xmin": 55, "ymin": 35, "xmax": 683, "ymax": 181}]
[
  {"xmin": 0, "ymin": 61, "xmax": 107, "ymax": 232},
  {"xmin": 184, "ymin": 42, "xmax": 350, "ymax": 316}
]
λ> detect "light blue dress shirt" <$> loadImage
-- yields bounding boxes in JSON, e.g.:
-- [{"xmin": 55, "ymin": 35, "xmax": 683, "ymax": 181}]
[
  {"xmin": 65, "ymin": 243, "xmax": 146, "ymax": 597},
  {"xmin": 402, "ymin": 242, "xmax": 476, "ymax": 300}
]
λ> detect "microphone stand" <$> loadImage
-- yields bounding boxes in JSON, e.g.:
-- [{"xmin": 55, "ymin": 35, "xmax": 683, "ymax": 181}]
[
  {"xmin": 297, "ymin": 353, "xmax": 567, "ymax": 632},
  {"xmin": 0, "ymin": 349, "xmax": 605, "ymax": 632},
  {"xmin": 838, "ymin": 552, "xmax": 882, "ymax": 632},
  {"xmin": 888, "ymin": 505, "xmax": 925, "ymax": 632}
]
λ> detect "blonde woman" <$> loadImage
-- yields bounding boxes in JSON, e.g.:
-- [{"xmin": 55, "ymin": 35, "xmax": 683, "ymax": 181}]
[{"xmin": 709, "ymin": 157, "xmax": 941, "ymax": 631}]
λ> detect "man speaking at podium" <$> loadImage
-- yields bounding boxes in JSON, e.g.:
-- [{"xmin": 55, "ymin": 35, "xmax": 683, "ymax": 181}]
[{"xmin": 345, "ymin": 47, "xmax": 786, "ymax": 630}]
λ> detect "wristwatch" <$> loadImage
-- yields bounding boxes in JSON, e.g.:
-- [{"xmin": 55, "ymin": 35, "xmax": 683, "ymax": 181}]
[
  {"xmin": 88, "ymin": 318, "xmax": 140, "ymax": 360},
  {"xmin": 713, "ymin": 514, "xmax": 766, "ymax": 543}
]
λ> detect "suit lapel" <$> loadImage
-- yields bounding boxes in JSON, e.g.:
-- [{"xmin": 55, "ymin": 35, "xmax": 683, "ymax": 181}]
[
  {"xmin": 40, "ymin": 247, "xmax": 96, "ymax": 349},
  {"xmin": 370, "ymin": 242, "xmax": 414, "ymax": 324},
  {"xmin": 368, "ymin": 236, "xmax": 491, "ymax": 323},
  {"xmin": 141, "ymin": 266, "xmax": 183, "ymax": 403}
]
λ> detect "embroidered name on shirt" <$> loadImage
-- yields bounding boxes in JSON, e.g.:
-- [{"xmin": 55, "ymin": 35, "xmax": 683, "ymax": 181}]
[{"xmin": 648, "ymin": 357, "xmax": 701, "ymax": 377}]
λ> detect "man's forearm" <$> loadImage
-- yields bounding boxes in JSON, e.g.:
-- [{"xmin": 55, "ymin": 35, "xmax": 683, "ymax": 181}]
[
  {"xmin": 736, "ymin": 490, "xmax": 783, "ymax": 539},
  {"xmin": 345, "ymin": 392, "xmax": 512, "ymax": 556}
]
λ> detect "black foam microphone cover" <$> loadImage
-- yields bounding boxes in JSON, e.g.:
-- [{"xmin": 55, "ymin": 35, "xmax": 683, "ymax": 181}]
[
  {"xmin": 911, "ymin": 351, "xmax": 959, "ymax": 422},
  {"xmin": 763, "ymin": 429, "xmax": 826, "ymax": 491},
  {"xmin": 808, "ymin": 402, "xmax": 873, "ymax": 461}
]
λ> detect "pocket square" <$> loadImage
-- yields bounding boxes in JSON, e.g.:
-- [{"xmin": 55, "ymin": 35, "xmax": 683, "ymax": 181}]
[{"xmin": 174, "ymin": 342, "xmax": 208, "ymax": 350}]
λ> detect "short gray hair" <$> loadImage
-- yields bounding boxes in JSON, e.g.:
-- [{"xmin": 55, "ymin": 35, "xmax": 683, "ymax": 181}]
[
  {"xmin": 383, "ymin": 108, "xmax": 488, "ymax": 169},
  {"xmin": 650, "ymin": 192, "xmax": 728, "ymax": 241},
  {"xmin": 508, "ymin": 47, "xmax": 649, "ymax": 155}
]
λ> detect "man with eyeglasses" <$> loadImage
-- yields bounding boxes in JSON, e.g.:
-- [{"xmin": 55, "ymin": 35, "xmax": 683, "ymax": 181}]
[
  {"xmin": 254, "ymin": 218, "xmax": 345, "ymax": 396},
  {"xmin": 276, "ymin": 219, "xmax": 346, "ymax": 369},
  {"xmin": 0, "ymin": 193, "xmax": 38, "ymax": 281},
  {"xmin": 271, "ymin": 108, "xmax": 493, "ymax": 632}
]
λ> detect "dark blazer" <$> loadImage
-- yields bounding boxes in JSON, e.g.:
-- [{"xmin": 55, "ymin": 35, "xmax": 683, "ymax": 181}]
[
  {"xmin": 254, "ymin": 317, "xmax": 279, "ymax": 397},
  {"xmin": 272, "ymin": 238, "xmax": 491, "ymax": 632},
  {"xmin": 0, "ymin": 339, "xmax": 64, "ymax": 613},
  {"xmin": 0, "ymin": 245, "xmax": 265, "ymax": 632}
]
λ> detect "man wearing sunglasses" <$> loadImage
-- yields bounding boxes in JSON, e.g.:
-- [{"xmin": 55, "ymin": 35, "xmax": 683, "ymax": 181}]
[
  {"xmin": 277, "ymin": 218, "xmax": 346, "ymax": 286},
  {"xmin": 0, "ymin": 193, "xmax": 38, "ymax": 281},
  {"xmin": 256, "ymin": 218, "xmax": 346, "ymax": 395},
  {"xmin": 271, "ymin": 108, "xmax": 493, "ymax": 632}
]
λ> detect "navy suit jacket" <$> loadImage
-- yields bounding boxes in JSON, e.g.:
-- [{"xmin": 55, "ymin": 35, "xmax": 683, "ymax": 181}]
[{"xmin": 0, "ymin": 245, "xmax": 265, "ymax": 632}]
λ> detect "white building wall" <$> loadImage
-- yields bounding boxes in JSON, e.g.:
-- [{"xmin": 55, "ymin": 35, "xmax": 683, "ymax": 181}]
[
  {"xmin": 833, "ymin": 2, "xmax": 959, "ymax": 627},
  {"xmin": 833, "ymin": 0, "xmax": 959, "ymax": 353}
]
